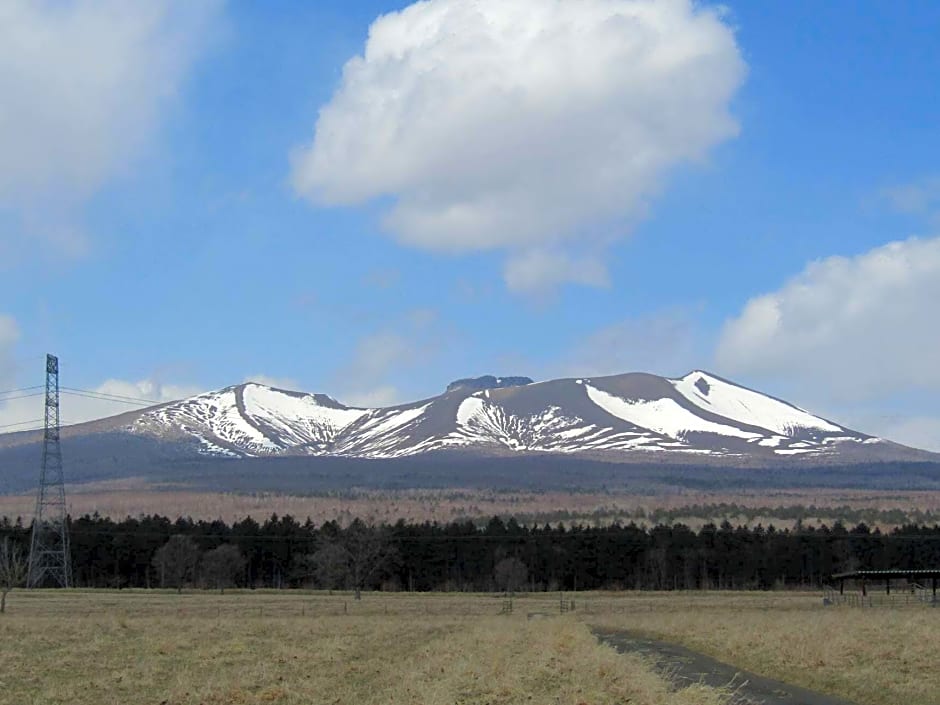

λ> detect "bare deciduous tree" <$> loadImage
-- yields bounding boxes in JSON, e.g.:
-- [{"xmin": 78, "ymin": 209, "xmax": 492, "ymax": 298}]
[
  {"xmin": 309, "ymin": 521, "xmax": 397, "ymax": 599},
  {"xmin": 494, "ymin": 557, "xmax": 528, "ymax": 594},
  {"xmin": 0, "ymin": 537, "xmax": 28, "ymax": 614},
  {"xmin": 152, "ymin": 534, "xmax": 200, "ymax": 593},
  {"xmin": 201, "ymin": 544, "xmax": 245, "ymax": 593}
]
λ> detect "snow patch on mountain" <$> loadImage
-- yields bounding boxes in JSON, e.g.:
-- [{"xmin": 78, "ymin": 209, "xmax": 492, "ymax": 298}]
[
  {"xmin": 143, "ymin": 387, "xmax": 280, "ymax": 455},
  {"xmin": 584, "ymin": 384, "xmax": 761, "ymax": 441},
  {"xmin": 139, "ymin": 384, "xmax": 374, "ymax": 456},
  {"xmin": 453, "ymin": 396, "xmax": 584, "ymax": 450},
  {"xmin": 452, "ymin": 394, "xmax": 682, "ymax": 454},
  {"xmin": 116, "ymin": 372, "xmax": 905, "ymax": 463},
  {"xmin": 331, "ymin": 403, "xmax": 432, "ymax": 457},
  {"xmin": 241, "ymin": 384, "xmax": 369, "ymax": 448},
  {"xmin": 672, "ymin": 372, "xmax": 841, "ymax": 436}
]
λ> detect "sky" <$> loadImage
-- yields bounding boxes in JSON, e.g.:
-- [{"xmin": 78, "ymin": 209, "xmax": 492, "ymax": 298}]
[{"xmin": 1, "ymin": 0, "xmax": 939, "ymax": 451}]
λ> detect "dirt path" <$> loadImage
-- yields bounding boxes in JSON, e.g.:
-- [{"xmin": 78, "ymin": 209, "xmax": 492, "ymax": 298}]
[{"xmin": 593, "ymin": 628, "xmax": 858, "ymax": 705}]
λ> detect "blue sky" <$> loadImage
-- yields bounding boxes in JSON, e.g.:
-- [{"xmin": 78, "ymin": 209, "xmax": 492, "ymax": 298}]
[{"xmin": 1, "ymin": 0, "xmax": 939, "ymax": 450}]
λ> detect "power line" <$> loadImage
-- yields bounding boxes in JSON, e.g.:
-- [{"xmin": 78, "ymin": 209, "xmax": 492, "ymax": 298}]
[
  {"xmin": 61, "ymin": 389, "xmax": 153, "ymax": 406},
  {"xmin": 0, "ymin": 385, "xmax": 44, "ymax": 397},
  {"xmin": 0, "ymin": 391, "xmax": 46, "ymax": 403},
  {"xmin": 0, "ymin": 418, "xmax": 43, "ymax": 430},
  {"xmin": 60, "ymin": 387, "xmax": 162, "ymax": 406}
]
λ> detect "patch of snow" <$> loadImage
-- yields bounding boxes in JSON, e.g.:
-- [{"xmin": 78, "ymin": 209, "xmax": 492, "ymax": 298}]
[
  {"xmin": 671, "ymin": 372, "xmax": 841, "ymax": 436},
  {"xmin": 194, "ymin": 435, "xmax": 240, "ymax": 458},
  {"xmin": 149, "ymin": 388, "xmax": 280, "ymax": 453},
  {"xmin": 555, "ymin": 425, "xmax": 598, "ymax": 439},
  {"xmin": 360, "ymin": 404, "xmax": 430, "ymax": 437},
  {"xmin": 242, "ymin": 384, "xmax": 369, "ymax": 446},
  {"xmin": 456, "ymin": 396, "xmax": 484, "ymax": 426},
  {"xmin": 584, "ymin": 384, "xmax": 761, "ymax": 441}
]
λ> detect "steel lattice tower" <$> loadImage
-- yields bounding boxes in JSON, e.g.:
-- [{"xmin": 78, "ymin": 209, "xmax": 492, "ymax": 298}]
[{"xmin": 27, "ymin": 354, "xmax": 71, "ymax": 588}]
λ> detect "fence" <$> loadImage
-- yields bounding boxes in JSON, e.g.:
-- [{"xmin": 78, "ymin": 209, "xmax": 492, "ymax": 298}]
[{"xmin": 3, "ymin": 588, "xmax": 847, "ymax": 621}]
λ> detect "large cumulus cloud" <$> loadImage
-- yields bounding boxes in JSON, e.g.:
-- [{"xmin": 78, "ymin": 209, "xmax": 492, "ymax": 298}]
[
  {"xmin": 292, "ymin": 0, "xmax": 745, "ymax": 291},
  {"xmin": 717, "ymin": 236, "xmax": 940, "ymax": 400}
]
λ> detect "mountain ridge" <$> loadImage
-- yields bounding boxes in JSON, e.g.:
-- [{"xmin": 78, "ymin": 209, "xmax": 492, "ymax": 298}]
[{"xmin": 2, "ymin": 369, "xmax": 931, "ymax": 465}]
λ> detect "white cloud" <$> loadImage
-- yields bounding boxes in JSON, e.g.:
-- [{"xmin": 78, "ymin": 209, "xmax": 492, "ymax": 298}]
[
  {"xmin": 874, "ymin": 416, "xmax": 940, "ymax": 453},
  {"xmin": 243, "ymin": 374, "xmax": 300, "ymax": 391},
  {"xmin": 333, "ymin": 309, "xmax": 446, "ymax": 407},
  {"xmin": 94, "ymin": 379, "xmax": 201, "ymax": 405},
  {"xmin": 0, "ymin": 315, "xmax": 19, "ymax": 348},
  {"xmin": 0, "ymin": 314, "xmax": 21, "ymax": 389},
  {"xmin": 504, "ymin": 250, "xmax": 609, "ymax": 294},
  {"xmin": 0, "ymin": 376, "xmax": 202, "ymax": 432},
  {"xmin": 292, "ymin": 0, "xmax": 745, "ymax": 291},
  {"xmin": 716, "ymin": 236, "xmax": 940, "ymax": 400},
  {"xmin": 343, "ymin": 385, "xmax": 401, "ymax": 409},
  {"xmin": 551, "ymin": 311, "xmax": 699, "ymax": 379},
  {"xmin": 344, "ymin": 331, "xmax": 416, "ymax": 385},
  {"xmin": 0, "ymin": 0, "xmax": 222, "ymax": 247},
  {"xmin": 882, "ymin": 176, "xmax": 940, "ymax": 219},
  {"xmin": 820, "ymin": 407, "xmax": 940, "ymax": 453}
]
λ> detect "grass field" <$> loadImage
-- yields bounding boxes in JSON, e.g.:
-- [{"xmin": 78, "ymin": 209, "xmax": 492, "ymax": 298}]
[
  {"xmin": 591, "ymin": 593, "xmax": 940, "ymax": 705},
  {"xmin": 0, "ymin": 590, "xmax": 728, "ymax": 705},
  {"xmin": 1, "ymin": 589, "xmax": 935, "ymax": 705}
]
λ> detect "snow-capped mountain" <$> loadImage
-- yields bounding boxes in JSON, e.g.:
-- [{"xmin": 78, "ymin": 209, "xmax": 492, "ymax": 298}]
[
  {"xmin": 2, "ymin": 370, "xmax": 937, "ymax": 496},
  {"xmin": 123, "ymin": 371, "xmax": 891, "ymax": 461}
]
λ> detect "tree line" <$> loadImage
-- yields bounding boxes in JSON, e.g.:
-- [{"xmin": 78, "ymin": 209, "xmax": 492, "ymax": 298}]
[{"xmin": 2, "ymin": 513, "xmax": 940, "ymax": 592}]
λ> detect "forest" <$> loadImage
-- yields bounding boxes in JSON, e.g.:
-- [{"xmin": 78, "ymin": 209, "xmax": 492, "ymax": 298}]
[{"xmin": 2, "ymin": 513, "xmax": 940, "ymax": 591}]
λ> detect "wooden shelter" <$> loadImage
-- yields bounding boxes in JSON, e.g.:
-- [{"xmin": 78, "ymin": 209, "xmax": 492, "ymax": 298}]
[{"xmin": 831, "ymin": 569, "xmax": 940, "ymax": 599}]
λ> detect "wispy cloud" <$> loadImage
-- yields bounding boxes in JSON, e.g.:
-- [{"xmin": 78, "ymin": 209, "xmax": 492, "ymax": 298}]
[
  {"xmin": 333, "ymin": 309, "xmax": 446, "ymax": 407},
  {"xmin": 0, "ymin": 0, "xmax": 223, "ymax": 254},
  {"xmin": 242, "ymin": 374, "xmax": 300, "ymax": 391},
  {"xmin": 548, "ymin": 310, "xmax": 702, "ymax": 380},
  {"xmin": 0, "ymin": 314, "xmax": 21, "ymax": 389},
  {"xmin": 0, "ymin": 376, "xmax": 203, "ymax": 431},
  {"xmin": 882, "ymin": 175, "xmax": 940, "ymax": 222}
]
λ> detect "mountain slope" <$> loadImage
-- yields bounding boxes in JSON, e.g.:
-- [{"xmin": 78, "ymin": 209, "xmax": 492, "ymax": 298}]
[
  {"xmin": 82, "ymin": 370, "xmax": 912, "ymax": 462},
  {"xmin": 2, "ymin": 370, "xmax": 936, "ymax": 495}
]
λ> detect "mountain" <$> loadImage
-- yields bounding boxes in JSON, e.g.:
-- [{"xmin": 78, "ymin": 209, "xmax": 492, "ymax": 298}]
[
  {"xmin": 114, "ymin": 370, "xmax": 920, "ymax": 460},
  {"xmin": 1, "ymin": 371, "xmax": 936, "ymax": 493}
]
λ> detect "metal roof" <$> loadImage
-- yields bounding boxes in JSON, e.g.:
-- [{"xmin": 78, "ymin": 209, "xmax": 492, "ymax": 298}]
[{"xmin": 832, "ymin": 569, "xmax": 940, "ymax": 580}]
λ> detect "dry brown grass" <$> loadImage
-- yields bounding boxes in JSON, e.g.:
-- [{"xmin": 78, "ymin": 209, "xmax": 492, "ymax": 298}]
[
  {"xmin": 590, "ymin": 593, "xmax": 940, "ymax": 705},
  {"xmin": 3, "ymin": 589, "xmax": 938, "ymax": 705},
  {"xmin": 0, "ymin": 590, "xmax": 728, "ymax": 705}
]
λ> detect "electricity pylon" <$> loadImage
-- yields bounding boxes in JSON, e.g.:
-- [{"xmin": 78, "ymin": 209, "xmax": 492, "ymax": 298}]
[{"xmin": 27, "ymin": 354, "xmax": 71, "ymax": 588}]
